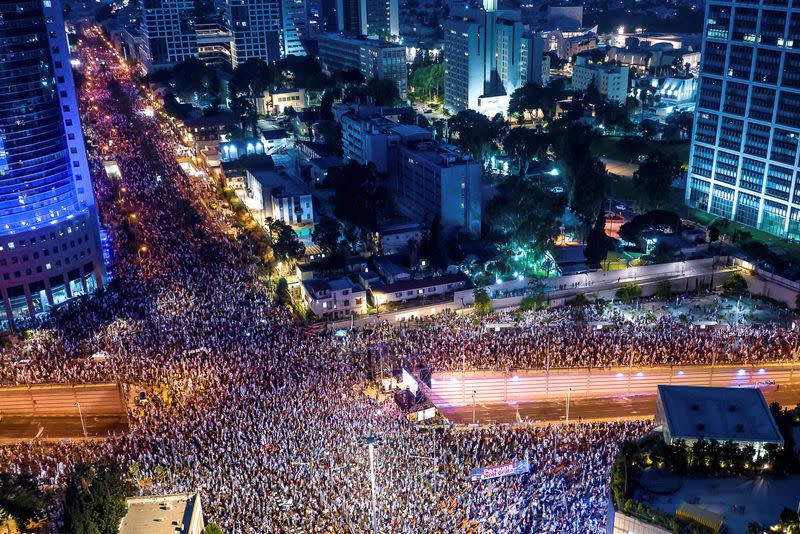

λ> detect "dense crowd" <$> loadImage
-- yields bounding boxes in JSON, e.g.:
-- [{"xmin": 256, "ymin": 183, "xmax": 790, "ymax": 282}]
[
  {"xmin": 3, "ymin": 27, "xmax": 782, "ymax": 533},
  {"xmin": 360, "ymin": 307, "xmax": 800, "ymax": 372}
]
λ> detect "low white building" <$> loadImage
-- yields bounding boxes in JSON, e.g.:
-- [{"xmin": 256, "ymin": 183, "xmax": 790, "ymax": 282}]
[
  {"xmin": 572, "ymin": 56, "xmax": 629, "ymax": 104},
  {"xmin": 257, "ymin": 88, "xmax": 307, "ymax": 115},
  {"xmin": 371, "ymin": 273, "xmax": 472, "ymax": 306},
  {"xmin": 301, "ymin": 278, "xmax": 368, "ymax": 318},
  {"xmin": 245, "ymin": 168, "xmax": 314, "ymax": 241},
  {"xmin": 119, "ymin": 493, "xmax": 205, "ymax": 534}
]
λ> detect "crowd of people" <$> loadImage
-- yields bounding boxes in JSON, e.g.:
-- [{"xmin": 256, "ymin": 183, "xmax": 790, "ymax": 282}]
[
  {"xmin": 359, "ymin": 307, "xmax": 800, "ymax": 372},
  {"xmin": 0, "ymin": 26, "xmax": 788, "ymax": 533}
]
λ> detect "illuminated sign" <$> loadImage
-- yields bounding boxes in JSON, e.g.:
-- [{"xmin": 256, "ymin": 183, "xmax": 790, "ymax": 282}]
[{"xmin": 402, "ymin": 369, "xmax": 419, "ymax": 397}]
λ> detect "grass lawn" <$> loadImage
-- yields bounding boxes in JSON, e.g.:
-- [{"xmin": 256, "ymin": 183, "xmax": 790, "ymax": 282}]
[
  {"xmin": 592, "ymin": 136, "xmax": 691, "ymax": 164},
  {"xmin": 687, "ymin": 207, "xmax": 800, "ymax": 265}
]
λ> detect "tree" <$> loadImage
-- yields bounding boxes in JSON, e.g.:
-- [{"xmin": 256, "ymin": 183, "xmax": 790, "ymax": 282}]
[
  {"xmin": 229, "ymin": 59, "xmax": 276, "ymax": 132},
  {"xmin": 344, "ymin": 78, "xmax": 400, "ymax": 106},
  {"xmin": 172, "ymin": 58, "xmax": 222, "ymax": 104},
  {"xmin": 202, "ymin": 524, "xmax": 225, "ymax": 534},
  {"xmin": 314, "ymin": 120, "xmax": 342, "ymax": 155},
  {"xmin": 312, "ymin": 215, "xmax": 342, "ymax": 256},
  {"xmin": 63, "ymin": 462, "xmax": 134, "ymax": 534},
  {"xmin": 722, "ymin": 272, "xmax": 748, "ymax": 294},
  {"xmin": 663, "ymin": 110, "xmax": 694, "ymax": 141},
  {"xmin": 616, "ymin": 283, "xmax": 642, "ymax": 303},
  {"xmin": 270, "ymin": 220, "xmax": 305, "ymax": 265},
  {"xmin": 325, "ymin": 161, "xmax": 389, "ymax": 234},
  {"xmin": 633, "ymin": 151, "xmax": 682, "ymax": 210},
  {"xmin": 0, "ymin": 473, "xmax": 46, "ymax": 530},
  {"xmin": 485, "ymin": 175, "xmax": 566, "ymax": 259},
  {"xmin": 473, "ymin": 287, "xmax": 492, "ymax": 315},
  {"xmin": 508, "ymin": 83, "xmax": 560, "ymax": 122},
  {"xmin": 447, "ymin": 110, "xmax": 502, "ymax": 161},
  {"xmin": 655, "ymin": 280, "xmax": 672, "ymax": 300},
  {"xmin": 275, "ymin": 277, "xmax": 291, "ymax": 306},
  {"xmin": 584, "ymin": 209, "xmax": 613, "ymax": 267},
  {"xmin": 408, "ymin": 62, "xmax": 444, "ymax": 103},
  {"xmin": 503, "ymin": 128, "xmax": 550, "ymax": 176}
]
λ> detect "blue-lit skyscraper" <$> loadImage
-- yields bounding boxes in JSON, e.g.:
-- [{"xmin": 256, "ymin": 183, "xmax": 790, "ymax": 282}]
[
  {"xmin": 0, "ymin": 0, "xmax": 105, "ymax": 326},
  {"xmin": 686, "ymin": 0, "xmax": 800, "ymax": 238}
]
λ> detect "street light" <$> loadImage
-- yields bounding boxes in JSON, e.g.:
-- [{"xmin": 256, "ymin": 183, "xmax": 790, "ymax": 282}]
[
  {"xmin": 360, "ymin": 435, "xmax": 383, "ymax": 534},
  {"xmin": 75, "ymin": 402, "xmax": 87, "ymax": 438},
  {"xmin": 138, "ymin": 245, "xmax": 148, "ymax": 259},
  {"xmin": 472, "ymin": 390, "xmax": 477, "ymax": 424}
]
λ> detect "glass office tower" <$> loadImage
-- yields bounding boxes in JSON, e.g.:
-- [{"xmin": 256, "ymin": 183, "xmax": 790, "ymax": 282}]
[
  {"xmin": 686, "ymin": 0, "xmax": 800, "ymax": 238},
  {"xmin": 0, "ymin": 0, "xmax": 105, "ymax": 327}
]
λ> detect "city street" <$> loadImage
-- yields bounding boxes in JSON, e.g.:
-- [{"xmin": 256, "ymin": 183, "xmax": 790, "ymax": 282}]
[{"xmin": 428, "ymin": 363, "xmax": 800, "ymax": 405}]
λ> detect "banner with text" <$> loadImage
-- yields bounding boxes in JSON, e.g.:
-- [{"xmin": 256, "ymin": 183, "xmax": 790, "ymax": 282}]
[{"xmin": 470, "ymin": 460, "xmax": 530, "ymax": 482}]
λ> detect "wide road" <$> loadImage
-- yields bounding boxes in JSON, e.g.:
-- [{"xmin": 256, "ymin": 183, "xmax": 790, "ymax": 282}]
[
  {"xmin": 425, "ymin": 362, "xmax": 800, "ymax": 423},
  {"xmin": 439, "ymin": 386, "xmax": 800, "ymax": 425}
]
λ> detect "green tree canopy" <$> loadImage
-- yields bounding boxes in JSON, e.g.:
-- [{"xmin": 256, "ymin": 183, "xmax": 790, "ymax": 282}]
[
  {"xmin": 408, "ymin": 62, "xmax": 444, "ymax": 103},
  {"xmin": 63, "ymin": 462, "xmax": 135, "ymax": 534},
  {"xmin": 0, "ymin": 472, "xmax": 46, "ymax": 530},
  {"xmin": 633, "ymin": 151, "xmax": 682, "ymax": 210},
  {"xmin": 473, "ymin": 287, "xmax": 492, "ymax": 315},
  {"xmin": 722, "ymin": 272, "xmax": 748, "ymax": 294},
  {"xmin": 485, "ymin": 174, "xmax": 566, "ymax": 258},
  {"xmin": 447, "ymin": 110, "xmax": 504, "ymax": 161},
  {"xmin": 508, "ymin": 83, "xmax": 560, "ymax": 121},
  {"xmin": 269, "ymin": 219, "xmax": 305, "ymax": 265},
  {"xmin": 584, "ymin": 209, "xmax": 614, "ymax": 267},
  {"xmin": 616, "ymin": 283, "xmax": 642, "ymax": 303},
  {"xmin": 343, "ymin": 78, "xmax": 400, "ymax": 106},
  {"xmin": 325, "ymin": 161, "xmax": 389, "ymax": 233},
  {"xmin": 503, "ymin": 128, "xmax": 550, "ymax": 176}
]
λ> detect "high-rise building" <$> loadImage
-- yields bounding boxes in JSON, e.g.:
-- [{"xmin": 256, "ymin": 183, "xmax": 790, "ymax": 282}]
[
  {"xmin": 228, "ymin": 0, "xmax": 282, "ymax": 64},
  {"xmin": 139, "ymin": 0, "xmax": 198, "ymax": 71},
  {"xmin": 323, "ymin": 0, "xmax": 398, "ymax": 38},
  {"xmin": 686, "ymin": 0, "xmax": 800, "ymax": 239},
  {"xmin": 282, "ymin": 0, "xmax": 308, "ymax": 56},
  {"xmin": 0, "ymin": 0, "xmax": 105, "ymax": 325},
  {"xmin": 317, "ymin": 34, "xmax": 407, "ymax": 99},
  {"xmin": 443, "ymin": 4, "xmax": 524, "ymax": 116}
]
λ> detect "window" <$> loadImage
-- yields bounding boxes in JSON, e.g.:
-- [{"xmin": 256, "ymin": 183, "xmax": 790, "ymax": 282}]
[
  {"xmin": 719, "ymin": 117, "xmax": 743, "ymax": 150},
  {"xmin": 688, "ymin": 178, "xmax": 711, "ymax": 210},
  {"xmin": 723, "ymin": 81, "xmax": 748, "ymax": 116},
  {"xmin": 771, "ymin": 130, "xmax": 799, "ymax": 165},
  {"xmin": 710, "ymin": 185, "xmax": 734, "ymax": 219},
  {"xmin": 754, "ymin": 49, "xmax": 781, "ymax": 83},
  {"xmin": 691, "ymin": 146, "xmax": 714, "ymax": 178},
  {"xmin": 714, "ymin": 151, "xmax": 739, "ymax": 185},
  {"xmin": 749, "ymin": 86, "xmax": 775, "ymax": 121},
  {"xmin": 740, "ymin": 158, "xmax": 766, "ymax": 192},
  {"xmin": 703, "ymin": 41, "xmax": 727, "ymax": 75},
  {"xmin": 743, "ymin": 122, "xmax": 770, "ymax": 157},
  {"xmin": 727, "ymin": 45, "xmax": 753, "ymax": 79},
  {"xmin": 695, "ymin": 113, "xmax": 718, "ymax": 144},
  {"xmin": 760, "ymin": 200, "xmax": 787, "ymax": 236},
  {"xmin": 765, "ymin": 165, "xmax": 793, "ymax": 200},
  {"xmin": 760, "ymin": 11, "xmax": 787, "ymax": 46},
  {"xmin": 699, "ymin": 77, "xmax": 723, "ymax": 111},
  {"xmin": 777, "ymin": 91, "xmax": 800, "ymax": 128},
  {"xmin": 735, "ymin": 191, "xmax": 760, "ymax": 227}
]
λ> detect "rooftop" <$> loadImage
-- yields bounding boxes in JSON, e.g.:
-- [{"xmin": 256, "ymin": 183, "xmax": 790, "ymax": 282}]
[
  {"xmin": 119, "ymin": 494, "xmax": 202, "ymax": 534},
  {"xmin": 372, "ymin": 273, "xmax": 472, "ymax": 294},
  {"xmin": 317, "ymin": 33, "xmax": 404, "ymax": 49},
  {"xmin": 657, "ymin": 385, "xmax": 783, "ymax": 444}
]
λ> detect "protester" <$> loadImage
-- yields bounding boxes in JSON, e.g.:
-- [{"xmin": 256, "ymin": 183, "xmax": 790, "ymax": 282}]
[{"xmin": 0, "ymin": 28, "xmax": 770, "ymax": 533}]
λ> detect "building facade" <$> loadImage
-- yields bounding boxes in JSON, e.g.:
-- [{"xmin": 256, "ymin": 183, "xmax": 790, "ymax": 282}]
[
  {"xmin": 686, "ymin": 0, "xmax": 800, "ymax": 239},
  {"xmin": 325, "ymin": 0, "xmax": 399, "ymax": 38},
  {"xmin": 317, "ymin": 34, "xmax": 407, "ymax": 99},
  {"xmin": 228, "ymin": 0, "xmax": 282, "ymax": 64},
  {"xmin": 443, "ymin": 4, "xmax": 525, "ymax": 116},
  {"xmin": 396, "ymin": 140, "xmax": 482, "ymax": 237},
  {"xmin": 139, "ymin": 0, "xmax": 198, "ymax": 71},
  {"xmin": 282, "ymin": 0, "xmax": 308, "ymax": 56},
  {"xmin": 572, "ymin": 55, "xmax": 630, "ymax": 104},
  {"xmin": 0, "ymin": 0, "xmax": 106, "ymax": 326}
]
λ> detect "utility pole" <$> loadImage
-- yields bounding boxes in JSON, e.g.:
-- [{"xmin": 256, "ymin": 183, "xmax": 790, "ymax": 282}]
[
  {"xmin": 566, "ymin": 388, "xmax": 571, "ymax": 424},
  {"xmin": 76, "ymin": 402, "xmax": 87, "ymax": 438},
  {"xmin": 362, "ymin": 435, "xmax": 382, "ymax": 534},
  {"xmin": 472, "ymin": 390, "xmax": 477, "ymax": 424}
]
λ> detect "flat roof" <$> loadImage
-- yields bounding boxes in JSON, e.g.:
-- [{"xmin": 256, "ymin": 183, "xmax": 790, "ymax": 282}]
[
  {"xmin": 119, "ymin": 494, "xmax": 200, "ymax": 534},
  {"xmin": 372, "ymin": 273, "xmax": 472, "ymax": 294},
  {"xmin": 657, "ymin": 385, "xmax": 783, "ymax": 443}
]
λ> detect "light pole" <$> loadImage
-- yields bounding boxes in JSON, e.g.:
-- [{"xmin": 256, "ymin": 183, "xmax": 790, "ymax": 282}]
[
  {"xmin": 565, "ymin": 388, "xmax": 571, "ymax": 424},
  {"xmin": 362, "ymin": 435, "xmax": 382, "ymax": 534},
  {"xmin": 76, "ymin": 402, "xmax": 87, "ymax": 438},
  {"xmin": 472, "ymin": 390, "xmax": 477, "ymax": 424}
]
